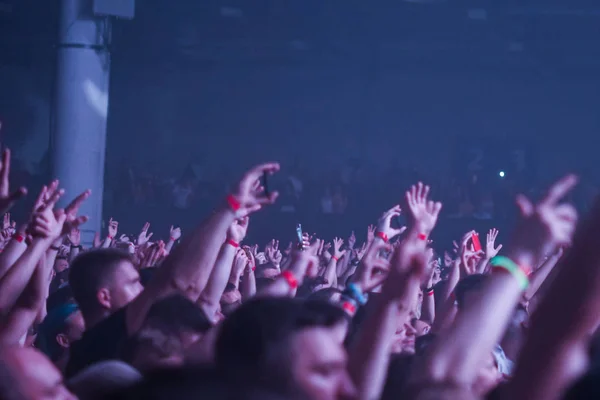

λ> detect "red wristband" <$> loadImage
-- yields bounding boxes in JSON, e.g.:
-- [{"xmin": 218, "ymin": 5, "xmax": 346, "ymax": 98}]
[
  {"xmin": 13, "ymin": 234, "xmax": 24, "ymax": 243},
  {"xmin": 332, "ymin": 256, "xmax": 339, "ymax": 262},
  {"xmin": 427, "ymin": 290, "xmax": 434, "ymax": 297},
  {"xmin": 281, "ymin": 270, "xmax": 298, "ymax": 289},
  {"xmin": 341, "ymin": 301, "xmax": 356, "ymax": 315},
  {"xmin": 417, "ymin": 233, "xmax": 427, "ymax": 241},
  {"xmin": 226, "ymin": 194, "xmax": 241, "ymax": 212},
  {"xmin": 251, "ymin": 265, "xmax": 256, "ymax": 272},
  {"xmin": 376, "ymin": 232, "xmax": 388, "ymax": 243},
  {"xmin": 226, "ymin": 239, "xmax": 240, "ymax": 248},
  {"xmin": 107, "ymin": 235, "xmax": 113, "ymax": 240}
]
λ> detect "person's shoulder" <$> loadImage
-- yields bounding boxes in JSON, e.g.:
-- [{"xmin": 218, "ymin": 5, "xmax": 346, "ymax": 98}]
[{"xmin": 66, "ymin": 307, "xmax": 130, "ymax": 378}]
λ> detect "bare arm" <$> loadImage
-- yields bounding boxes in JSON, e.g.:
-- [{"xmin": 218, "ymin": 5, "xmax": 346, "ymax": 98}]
[
  {"xmin": 349, "ymin": 238, "xmax": 427, "ymax": 400},
  {"xmin": 240, "ymin": 266, "xmax": 256, "ymax": 301},
  {"xmin": 523, "ymin": 250, "xmax": 562, "ymax": 303},
  {"xmin": 507, "ymin": 198, "xmax": 599, "ymax": 400},
  {"xmin": 126, "ymin": 162, "xmax": 280, "ymax": 334},
  {"xmin": 197, "ymin": 242, "xmax": 237, "ymax": 316},
  {"xmin": 0, "ymin": 226, "xmax": 28, "ymax": 279},
  {"xmin": 411, "ymin": 176, "xmax": 578, "ymax": 389},
  {"xmin": 0, "ymin": 257, "xmax": 51, "ymax": 345}
]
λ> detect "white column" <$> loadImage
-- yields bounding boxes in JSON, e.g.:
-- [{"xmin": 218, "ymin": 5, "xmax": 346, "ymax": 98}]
[{"xmin": 52, "ymin": 0, "xmax": 110, "ymax": 244}]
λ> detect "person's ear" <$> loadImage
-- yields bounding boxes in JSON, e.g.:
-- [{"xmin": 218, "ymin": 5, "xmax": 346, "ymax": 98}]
[
  {"xmin": 56, "ymin": 333, "xmax": 70, "ymax": 348},
  {"xmin": 97, "ymin": 287, "xmax": 111, "ymax": 309}
]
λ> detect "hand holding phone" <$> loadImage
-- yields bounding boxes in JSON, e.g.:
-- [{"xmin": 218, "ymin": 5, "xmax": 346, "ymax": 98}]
[
  {"xmin": 471, "ymin": 232, "xmax": 482, "ymax": 252},
  {"xmin": 296, "ymin": 224, "xmax": 304, "ymax": 250}
]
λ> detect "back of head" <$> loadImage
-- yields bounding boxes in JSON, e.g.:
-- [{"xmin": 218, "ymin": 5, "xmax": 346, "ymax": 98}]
[
  {"xmin": 215, "ymin": 297, "xmax": 346, "ymax": 389},
  {"xmin": 145, "ymin": 294, "xmax": 212, "ymax": 334},
  {"xmin": 121, "ymin": 294, "xmax": 212, "ymax": 370},
  {"xmin": 0, "ymin": 346, "xmax": 74, "ymax": 400},
  {"xmin": 37, "ymin": 302, "xmax": 80, "ymax": 361},
  {"xmin": 68, "ymin": 249, "xmax": 133, "ymax": 317},
  {"xmin": 68, "ymin": 361, "xmax": 142, "ymax": 400},
  {"xmin": 111, "ymin": 365, "xmax": 308, "ymax": 400}
]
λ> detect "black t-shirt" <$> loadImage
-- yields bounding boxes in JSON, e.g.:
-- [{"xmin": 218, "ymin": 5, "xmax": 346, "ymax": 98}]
[{"xmin": 65, "ymin": 307, "xmax": 129, "ymax": 378}]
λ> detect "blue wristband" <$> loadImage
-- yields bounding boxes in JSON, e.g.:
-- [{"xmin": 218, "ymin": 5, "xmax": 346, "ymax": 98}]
[{"xmin": 346, "ymin": 283, "xmax": 368, "ymax": 306}]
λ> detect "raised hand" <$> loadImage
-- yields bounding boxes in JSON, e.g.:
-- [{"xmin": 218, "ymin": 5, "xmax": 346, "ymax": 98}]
[
  {"xmin": 0, "ymin": 148, "xmax": 27, "ymax": 215},
  {"xmin": 352, "ymin": 240, "xmax": 392, "ymax": 293},
  {"xmin": 356, "ymin": 242, "xmax": 368, "ymax": 260},
  {"xmin": 233, "ymin": 249, "xmax": 249, "ymax": 276},
  {"xmin": 332, "ymin": 237, "xmax": 346, "ymax": 260},
  {"xmin": 405, "ymin": 182, "xmax": 442, "ymax": 236},
  {"xmin": 228, "ymin": 217, "xmax": 249, "ymax": 243},
  {"xmin": 118, "ymin": 234, "xmax": 131, "ymax": 243},
  {"xmin": 61, "ymin": 190, "xmax": 90, "ymax": 236},
  {"xmin": 29, "ymin": 190, "xmax": 66, "ymax": 241},
  {"xmin": 169, "ymin": 226, "xmax": 182, "ymax": 241},
  {"xmin": 67, "ymin": 228, "xmax": 81, "ymax": 247},
  {"xmin": 485, "ymin": 228, "xmax": 502, "ymax": 259},
  {"xmin": 376, "ymin": 206, "xmax": 407, "ymax": 241},
  {"xmin": 511, "ymin": 175, "xmax": 578, "ymax": 263},
  {"xmin": 367, "ymin": 225, "xmax": 376, "ymax": 243},
  {"xmin": 137, "ymin": 222, "xmax": 153, "ymax": 245},
  {"xmin": 230, "ymin": 162, "xmax": 280, "ymax": 217},
  {"xmin": 108, "ymin": 218, "xmax": 118, "ymax": 239}
]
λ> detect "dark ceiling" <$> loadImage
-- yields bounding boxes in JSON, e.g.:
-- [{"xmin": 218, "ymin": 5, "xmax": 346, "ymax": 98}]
[{"xmin": 1, "ymin": 0, "xmax": 600, "ymax": 79}]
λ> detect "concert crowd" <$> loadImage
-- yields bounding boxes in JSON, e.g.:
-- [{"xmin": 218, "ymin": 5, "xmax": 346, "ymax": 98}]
[{"xmin": 1, "ymin": 145, "xmax": 600, "ymax": 400}]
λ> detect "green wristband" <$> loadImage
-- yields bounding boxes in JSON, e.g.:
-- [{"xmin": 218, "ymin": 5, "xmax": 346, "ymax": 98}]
[{"xmin": 490, "ymin": 256, "xmax": 529, "ymax": 291}]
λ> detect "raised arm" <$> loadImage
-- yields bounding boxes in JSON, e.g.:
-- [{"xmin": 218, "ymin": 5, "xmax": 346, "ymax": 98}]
[
  {"xmin": 197, "ymin": 217, "xmax": 248, "ymax": 322},
  {"xmin": 349, "ymin": 182, "xmax": 442, "ymax": 400},
  {"xmin": 0, "ymin": 186, "xmax": 66, "ymax": 314},
  {"xmin": 239, "ymin": 250, "xmax": 256, "ymax": 300},
  {"xmin": 523, "ymin": 247, "xmax": 562, "ymax": 304},
  {"xmin": 411, "ymin": 175, "xmax": 578, "ymax": 391},
  {"xmin": 126, "ymin": 162, "xmax": 280, "ymax": 333},
  {"xmin": 507, "ymin": 189, "xmax": 600, "ymax": 400}
]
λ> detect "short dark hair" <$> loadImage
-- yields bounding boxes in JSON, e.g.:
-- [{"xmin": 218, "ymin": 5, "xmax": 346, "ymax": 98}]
[
  {"xmin": 215, "ymin": 298, "xmax": 346, "ymax": 391},
  {"xmin": 455, "ymin": 274, "xmax": 487, "ymax": 309},
  {"xmin": 121, "ymin": 295, "xmax": 211, "ymax": 365},
  {"xmin": 68, "ymin": 249, "xmax": 134, "ymax": 316},
  {"xmin": 145, "ymin": 294, "xmax": 212, "ymax": 334}
]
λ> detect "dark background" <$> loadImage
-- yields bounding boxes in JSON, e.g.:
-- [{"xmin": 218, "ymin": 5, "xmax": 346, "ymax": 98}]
[{"xmin": 0, "ymin": 0, "xmax": 599, "ymax": 247}]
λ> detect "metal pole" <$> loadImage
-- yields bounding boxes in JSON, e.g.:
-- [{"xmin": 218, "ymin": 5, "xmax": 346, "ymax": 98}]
[{"xmin": 52, "ymin": 0, "xmax": 110, "ymax": 244}]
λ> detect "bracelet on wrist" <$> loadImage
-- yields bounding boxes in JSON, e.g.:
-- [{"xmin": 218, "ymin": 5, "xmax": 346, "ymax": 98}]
[
  {"xmin": 490, "ymin": 256, "xmax": 530, "ymax": 290},
  {"xmin": 417, "ymin": 233, "xmax": 427, "ymax": 241},
  {"xmin": 226, "ymin": 239, "xmax": 240, "ymax": 248},
  {"xmin": 344, "ymin": 283, "xmax": 368, "ymax": 306},
  {"xmin": 375, "ymin": 232, "xmax": 389, "ymax": 243},
  {"xmin": 281, "ymin": 270, "xmax": 298, "ymax": 289},
  {"xmin": 332, "ymin": 255, "xmax": 339, "ymax": 262},
  {"xmin": 226, "ymin": 194, "xmax": 241, "ymax": 212},
  {"xmin": 13, "ymin": 234, "xmax": 25, "ymax": 243},
  {"xmin": 341, "ymin": 299, "xmax": 357, "ymax": 316}
]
